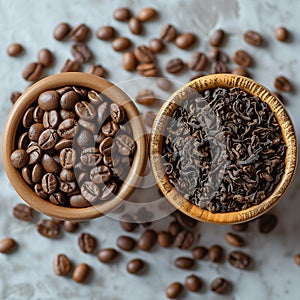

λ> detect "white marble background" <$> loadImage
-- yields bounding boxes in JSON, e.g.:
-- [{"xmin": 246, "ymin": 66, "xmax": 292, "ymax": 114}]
[{"xmin": 0, "ymin": 0, "xmax": 300, "ymax": 299}]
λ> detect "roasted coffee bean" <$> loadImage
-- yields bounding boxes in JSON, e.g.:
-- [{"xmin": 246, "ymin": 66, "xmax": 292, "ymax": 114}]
[
  {"xmin": 134, "ymin": 46, "xmax": 154, "ymax": 63},
  {"xmin": 60, "ymin": 148, "xmax": 76, "ymax": 169},
  {"xmin": 112, "ymin": 37, "xmax": 131, "ymax": 51},
  {"xmin": 96, "ymin": 102, "xmax": 108, "ymax": 125},
  {"xmin": 185, "ymin": 275, "xmax": 203, "ymax": 292},
  {"xmin": 55, "ymin": 139, "xmax": 73, "ymax": 151},
  {"xmin": 63, "ymin": 221, "xmax": 79, "ymax": 232},
  {"xmin": 225, "ymin": 232, "xmax": 245, "ymax": 247},
  {"xmin": 113, "ymin": 7, "xmax": 131, "ymax": 21},
  {"xmin": 210, "ymin": 48, "xmax": 229, "ymax": 63},
  {"xmin": 135, "ymin": 89, "xmax": 156, "ymax": 105},
  {"xmin": 210, "ymin": 61, "xmax": 228, "ymax": 74},
  {"xmin": 165, "ymin": 282, "xmax": 183, "ymax": 299},
  {"xmin": 175, "ymin": 33, "xmax": 196, "ymax": 49},
  {"xmin": 11, "ymin": 91, "xmax": 22, "ymax": 104},
  {"xmin": 101, "ymin": 181, "xmax": 117, "ymax": 200},
  {"xmin": 27, "ymin": 144, "xmax": 42, "ymax": 165},
  {"xmin": 11, "ymin": 149, "xmax": 29, "ymax": 168},
  {"xmin": 166, "ymin": 58, "xmax": 185, "ymax": 74},
  {"xmin": 274, "ymin": 76, "xmax": 292, "ymax": 92},
  {"xmin": 211, "ymin": 278, "xmax": 230, "ymax": 294},
  {"xmin": 38, "ymin": 129, "xmax": 59, "ymax": 150},
  {"xmin": 120, "ymin": 214, "xmax": 139, "ymax": 232},
  {"xmin": 61, "ymin": 90, "xmax": 80, "ymax": 110},
  {"xmin": 0, "ymin": 238, "xmax": 16, "ymax": 254},
  {"xmin": 99, "ymin": 137, "xmax": 113, "ymax": 156},
  {"xmin": 34, "ymin": 183, "xmax": 48, "ymax": 199},
  {"xmin": 168, "ymin": 221, "xmax": 183, "ymax": 237},
  {"xmin": 137, "ymin": 7, "xmax": 157, "ymax": 21},
  {"xmin": 60, "ymin": 109, "xmax": 78, "ymax": 121},
  {"xmin": 110, "ymin": 103, "xmax": 125, "ymax": 124},
  {"xmin": 28, "ymin": 123, "xmax": 44, "ymax": 141},
  {"xmin": 232, "ymin": 222, "xmax": 249, "ymax": 232},
  {"xmin": 22, "ymin": 107, "xmax": 35, "ymax": 128},
  {"xmin": 102, "ymin": 120, "xmax": 119, "ymax": 137},
  {"xmin": 143, "ymin": 111, "xmax": 156, "ymax": 127},
  {"xmin": 208, "ymin": 245, "xmax": 223, "ymax": 262},
  {"xmin": 173, "ymin": 210, "xmax": 197, "ymax": 229},
  {"xmin": 58, "ymin": 119, "xmax": 78, "ymax": 139},
  {"xmin": 22, "ymin": 166, "xmax": 33, "ymax": 185},
  {"xmin": 42, "ymin": 154, "xmax": 61, "ymax": 173},
  {"xmin": 60, "ymin": 181, "xmax": 77, "ymax": 194},
  {"xmin": 73, "ymin": 86, "xmax": 87, "ymax": 97},
  {"xmin": 116, "ymin": 235, "xmax": 136, "ymax": 251},
  {"xmin": 231, "ymin": 67, "xmax": 250, "ymax": 77},
  {"xmin": 61, "ymin": 59, "xmax": 80, "ymax": 72},
  {"xmin": 37, "ymin": 219, "xmax": 60, "ymax": 238},
  {"xmin": 43, "ymin": 110, "xmax": 60, "ymax": 129},
  {"xmin": 96, "ymin": 26, "xmax": 116, "ymax": 40},
  {"xmin": 294, "ymin": 254, "xmax": 300, "ymax": 266},
  {"xmin": 192, "ymin": 246, "xmax": 208, "ymax": 260},
  {"xmin": 72, "ymin": 43, "xmax": 93, "ymax": 63},
  {"xmin": 88, "ymin": 64, "xmax": 105, "ymax": 77},
  {"xmin": 128, "ymin": 17, "xmax": 142, "ymax": 35},
  {"xmin": 38, "ymin": 90, "xmax": 60, "ymax": 111},
  {"xmin": 174, "ymin": 257, "xmax": 195, "ymax": 269},
  {"xmin": 32, "ymin": 163, "xmax": 43, "ymax": 183},
  {"xmin": 78, "ymin": 119, "xmax": 97, "ymax": 134},
  {"xmin": 18, "ymin": 132, "xmax": 30, "ymax": 149},
  {"xmin": 136, "ymin": 63, "xmax": 158, "ymax": 77},
  {"xmin": 233, "ymin": 50, "xmax": 252, "ymax": 67},
  {"xmin": 188, "ymin": 52, "xmax": 207, "ymax": 71},
  {"xmin": 13, "ymin": 203, "xmax": 34, "ymax": 221},
  {"xmin": 22, "ymin": 62, "xmax": 43, "ymax": 81},
  {"xmin": 81, "ymin": 181, "xmax": 100, "ymax": 202},
  {"xmin": 244, "ymin": 30, "xmax": 263, "ymax": 46},
  {"xmin": 78, "ymin": 232, "xmax": 97, "ymax": 254},
  {"xmin": 275, "ymin": 26, "xmax": 289, "ymax": 41},
  {"xmin": 41, "ymin": 173, "xmax": 58, "ymax": 194},
  {"xmin": 38, "ymin": 48, "xmax": 53, "ymax": 67},
  {"xmin": 53, "ymin": 254, "xmax": 71, "ymax": 276},
  {"xmin": 97, "ymin": 248, "xmax": 119, "ymax": 263},
  {"xmin": 115, "ymin": 134, "xmax": 136, "ymax": 156},
  {"xmin": 156, "ymin": 77, "xmax": 172, "ymax": 91},
  {"xmin": 70, "ymin": 194, "xmax": 91, "ymax": 208},
  {"xmin": 122, "ymin": 51, "xmax": 137, "ymax": 71},
  {"xmin": 258, "ymin": 213, "xmax": 278, "ymax": 233},
  {"xmin": 80, "ymin": 147, "xmax": 102, "ymax": 166},
  {"xmin": 149, "ymin": 38, "xmax": 165, "ymax": 53},
  {"xmin": 209, "ymin": 29, "xmax": 225, "ymax": 47},
  {"xmin": 228, "ymin": 250, "xmax": 251, "ymax": 269},
  {"xmin": 53, "ymin": 22, "xmax": 71, "ymax": 40},
  {"xmin": 160, "ymin": 24, "xmax": 177, "ymax": 42},
  {"xmin": 174, "ymin": 230, "xmax": 194, "ymax": 250},
  {"xmin": 127, "ymin": 258, "xmax": 145, "ymax": 274},
  {"xmin": 69, "ymin": 24, "xmax": 90, "ymax": 42},
  {"xmin": 72, "ymin": 263, "xmax": 90, "ymax": 283},
  {"xmin": 75, "ymin": 101, "xmax": 96, "ymax": 120},
  {"xmin": 138, "ymin": 229, "xmax": 157, "ymax": 251},
  {"xmin": 90, "ymin": 165, "xmax": 111, "ymax": 184},
  {"xmin": 76, "ymin": 128, "xmax": 93, "ymax": 147},
  {"xmin": 7, "ymin": 43, "xmax": 23, "ymax": 56},
  {"xmin": 49, "ymin": 192, "xmax": 67, "ymax": 205}
]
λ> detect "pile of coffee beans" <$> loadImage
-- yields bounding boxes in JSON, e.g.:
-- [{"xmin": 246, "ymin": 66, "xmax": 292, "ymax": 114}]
[{"xmin": 10, "ymin": 86, "xmax": 136, "ymax": 207}]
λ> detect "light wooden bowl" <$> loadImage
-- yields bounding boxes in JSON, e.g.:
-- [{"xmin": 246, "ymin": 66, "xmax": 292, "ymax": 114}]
[
  {"xmin": 150, "ymin": 74, "xmax": 297, "ymax": 224},
  {"xmin": 2, "ymin": 73, "xmax": 148, "ymax": 221}
]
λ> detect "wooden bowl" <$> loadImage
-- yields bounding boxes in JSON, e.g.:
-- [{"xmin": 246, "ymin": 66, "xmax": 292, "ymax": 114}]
[
  {"xmin": 2, "ymin": 73, "xmax": 148, "ymax": 221},
  {"xmin": 150, "ymin": 74, "xmax": 297, "ymax": 224}
]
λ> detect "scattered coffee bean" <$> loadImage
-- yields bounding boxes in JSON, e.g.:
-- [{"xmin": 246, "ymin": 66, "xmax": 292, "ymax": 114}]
[
  {"xmin": 149, "ymin": 38, "xmax": 165, "ymax": 53},
  {"xmin": 69, "ymin": 24, "xmax": 90, "ymax": 42},
  {"xmin": 165, "ymin": 282, "xmax": 183, "ymax": 299},
  {"xmin": 13, "ymin": 203, "xmax": 34, "ymax": 221},
  {"xmin": 10, "ymin": 91, "xmax": 22, "ymax": 104},
  {"xmin": 53, "ymin": 254, "xmax": 71, "ymax": 276},
  {"xmin": 135, "ymin": 89, "xmax": 156, "ymax": 105},
  {"xmin": 233, "ymin": 50, "xmax": 252, "ymax": 67},
  {"xmin": 210, "ymin": 48, "xmax": 229, "ymax": 63},
  {"xmin": 122, "ymin": 51, "xmax": 137, "ymax": 71},
  {"xmin": 36, "ymin": 219, "xmax": 60, "ymax": 238},
  {"xmin": 112, "ymin": 37, "xmax": 132, "ymax": 51},
  {"xmin": 275, "ymin": 26, "xmax": 289, "ymax": 42},
  {"xmin": 7, "ymin": 43, "xmax": 23, "ymax": 57},
  {"xmin": 232, "ymin": 222, "xmax": 249, "ymax": 232},
  {"xmin": 113, "ymin": 7, "xmax": 131, "ymax": 21},
  {"xmin": 22, "ymin": 62, "xmax": 43, "ymax": 82},
  {"xmin": 166, "ymin": 58, "xmax": 185, "ymax": 74},
  {"xmin": 225, "ymin": 232, "xmax": 245, "ymax": 247},
  {"xmin": 96, "ymin": 26, "xmax": 116, "ymax": 40},
  {"xmin": 274, "ymin": 76, "xmax": 292, "ymax": 92},
  {"xmin": 174, "ymin": 257, "xmax": 195, "ymax": 269},
  {"xmin": 211, "ymin": 278, "xmax": 230, "ymax": 294},
  {"xmin": 53, "ymin": 22, "xmax": 71, "ymax": 40},
  {"xmin": 116, "ymin": 235, "xmax": 136, "ymax": 251},
  {"xmin": 174, "ymin": 230, "xmax": 194, "ymax": 250},
  {"xmin": 160, "ymin": 24, "xmax": 177, "ymax": 42},
  {"xmin": 97, "ymin": 248, "xmax": 119, "ymax": 263},
  {"xmin": 228, "ymin": 250, "xmax": 251, "ymax": 269},
  {"xmin": 143, "ymin": 111, "xmax": 156, "ymax": 127},
  {"xmin": 119, "ymin": 214, "xmax": 139, "ymax": 232},
  {"xmin": 78, "ymin": 232, "xmax": 97, "ymax": 254},
  {"xmin": 63, "ymin": 221, "xmax": 79, "ymax": 233},
  {"xmin": 138, "ymin": 229, "xmax": 157, "ymax": 251},
  {"xmin": 72, "ymin": 263, "xmax": 90, "ymax": 283},
  {"xmin": 244, "ymin": 30, "xmax": 263, "ymax": 46},
  {"xmin": 61, "ymin": 59, "xmax": 80, "ymax": 72},
  {"xmin": 231, "ymin": 67, "xmax": 250, "ymax": 77},
  {"xmin": 156, "ymin": 77, "xmax": 172, "ymax": 91},
  {"xmin": 72, "ymin": 43, "xmax": 93, "ymax": 63},
  {"xmin": 137, "ymin": 7, "xmax": 157, "ymax": 22},
  {"xmin": 258, "ymin": 213, "xmax": 278, "ymax": 233},
  {"xmin": 0, "ymin": 238, "xmax": 17, "ymax": 254},
  {"xmin": 175, "ymin": 33, "xmax": 196, "ymax": 49},
  {"xmin": 294, "ymin": 254, "xmax": 300, "ymax": 266},
  {"xmin": 157, "ymin": 231, "xmax": 173, "ymax": 247},
  {"xmin": 38, "ymin": 49, "xmax": 53, "ymax": 67},
  {"xmin": 208, "ymin": 245, "xmax": 223, "ymax": 263},
  {"xmin": 209, "ymin": 29, "xmax": 225, "ymax": 47},
  {"xmin": 188, "ymin": 52, "xmax": 207, "ymax": 71},
  {"xmin": 136, "ymin": 63, "xmax": 158, "ymax": 77},
  {"xmin": 134, "ymin": 45, "xmax": 155, "ymax": 63},
  {"xmin": 192, "ymin": 246, "xmax": 208, "ymax": 260},
  {"xmin": 88, "ymin": 64, "xmax": 105, "ymax": 77},
  {"xmin": 185, "ymin": 274, "xmax": 203, "ymax": 292},
  {"xmin": 126, "ymin": 258, "xmax": 145, "ymax": 274},
  {"xmin": 128, "ymin": 17, "xmax": 143, "ymax": 35}
]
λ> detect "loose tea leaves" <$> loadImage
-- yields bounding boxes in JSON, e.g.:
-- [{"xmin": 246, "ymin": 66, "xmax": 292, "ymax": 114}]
[{"xmin": 162, "ymin": 87, "xmax": 286, "ymax": 213}]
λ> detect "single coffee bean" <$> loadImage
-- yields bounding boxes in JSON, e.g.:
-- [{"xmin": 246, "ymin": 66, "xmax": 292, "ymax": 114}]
[
  {"xmin": 120, "ymin": 214, "xmax": 139, "ymax": 232},
  {"xmin": 0, "ymin": 238, "xmax": 16, "ymax": 254},
  {"xmin": 18, "ymin": 132, "xmax": 30, "ymax": 149},
  {"xmin": 156, "ymin": 77, "xmax": 172, "ymax": 91},
  {"xmin": 209, "ymin": 29, "xmax": 225, "ymax": 47},
  {"xmin": 244, "ymin": 30, "xmax": 263, "ymax": 46},
  {"xmin": 233, "ymin": 50, "xmax": 252, "ymax": 67},
  {"xmin": 75, "ymin": 101, "xmax": 96, "ymax": 120},
  {"xmin": 38, "ymin": 90, "xmax": 60, "ymax": 111},
  {"xmin": 34, "ymin": 183, "xmax": 48, "ymax": 199},
  {"xmin": 80, "ymin": 147, "xmax": 102, "ymax": 166},
  {"xmin": 58, "ymin": 119, "xmax": 78, "ymax": 139},
  {"xmin": 32, "ymin": 163, "xmax": 43, "ymax": 183},
  {"xmin": 11, "ymin": 149, "xmax": 29, "ymax": 168},
  {"xmin": 90, "ymin": 165, "xmax": 111, "ymax": 184},
  {"xmin": 61, "ymin": 59, "xmax": 80, "ymax": 72},
  {"xmin": 43, "ymin": 110, "xmax": 60, "ymax": 129},
  {"xmin": 54, "ymin": 140, "xmax": 72, "ymax": 152},
  {"xmin": 97, "ymin": 248, "xmax": 119, "ymax": 263},
  {"xmin": 7, "ymin": 43, "xmax": 23, "ymax": 57},
  {"xmin": 102, "ymin": 120, "xmax": 119, "ymax": 137},
  {"xmin": 168, "ymin": 221, "xmax": 183, "ymax": 236},
  {"xmin": 22, "ymin": 107, "xmax": 35, "ymax": 128},
  {"xmin": 99, "ymin": 137, "xmax": 113, "ymax": 156},
  {"xmin": 76, "ymin": 128, "xmax": 93, "ymax": 148},
  {"xmin": 11, "ymin": 91, "xmax": 22, "ymax": 104},
  {"xmin": 41, "ymin": 173, "xmax": 58, "ymax": 194},
  {"xmin": 22, "ymin": 166, "xmax": 33, "ymax": 185},
  {"xmin": 81, "ymin": 181, "xmax": 100, "ymax": 203},
  {"xmin": 208, "ymin": 245, "xmax": 223, "ymax": 262},
  {"xmin": 78, "ymin": 232, "xmax": 97, "ymax": 254},
  {"xmin": 116, "ymin": 235, "xmax": 136, "ymax": 251},
  {"xmin": 175, "ymin": 33, "xmax": 196, "ymax": 49},
  {"xmin": 63, "ymin": 221, "xmax": 79, "ymax": 232},
  {"xmin": 72, "ymin": 43, "xmax": 93, "ymax": 64},
  {"xmin": 110, "ymin": 103, "xmax": 125, "ymax": 124},
  {"xmin": 188, "ymin": 52, "xmax": 207, "ymax": 71},
  {"xmin": 112, "ymin": 37, "xmax": 132, "ymax": 51},
  {"xmin": 185, "ymin": 274, "xmax": 203, "ymax": 292},
  {"xmin": 128, "ymin": 17, "xmax": 143, "ymax": 35},
  {"xmin": 174, "ymin": 230, "xmax": 194, "ymax": 250},
  {"xmin": 53, "ymin": 254, "xmax": 71, "ymax": 276},
  {"xmin": 70, "ymin": 194, "xmax": 91, "ymax": 208},
  {"xmin": 38, "ymin": 49, "xmax": 53, "ymax": 67},
  {"xmin": 60, "ymin": 109, "xmax": 77, "ymax": 121},
  {"xmin": 33, "ymin": 106, "xmax": 44, "ymax": 123},
  {"xmin": 38, "ymin": 129, "xmax": 59, "ymax": 150},
  {"xmin": 258, "ymin": 213, "xmax": 278, "ymax": 233},
  {"xmin": 228, "ymin": 250, "xmax": 251, "ymax": 269},
  {"xmin": 127, "ymin": 258, "xmax": 145, "ymax": 274},
  {"xmin": 72, "ymin": 263, "xmax": 90, "ymax": 283},
  {"xmin": 69, "ymin": 24, "xmax": 90, "ymax": 42},
  {"xmin": 232, "ymin": 222, "xmax": 249, "ymax": 232},
  {"xmin": 113, "ymin": 7, "xmax": 131, "ymax": 21},
  {"xmin": 192, "ymin": 246, "xmax": 208, "ymax": 260},
  {"xmin": 136, "ymin": 63, "xmax": 158, "ymax": 77},
  {"xmin": 88, "ymin": 64, "xmax": 105, "ymax": 77},
  {"xmin": 166, "ymin": 58, "xmax": 185, "ymax": 74},
  {"xmin": 73, "ymin": 86, "xmax": 87, "ymax": 97},
  {"xmin": 274, "ymin": 76, "xmax": 292, "ymax": 92},
  {"xmin": 61, "ymin": 90, "xmax": 81, "ymax": 110},
  {"xmin": 174, "ymin": 257, "xmax": 195, "ymax": 269},
  {"xmin": 160, "ymin": 24, "xmax": 177, "ymax": 42},
  {"xmin": 13, "ymin": 203, "xmax": 34, "ymax": 221},
  {"xmin": 134, "ymin": 45, "xmax": 155, "ymax": 63},
  {"xmin": 275, "ymin": 26, "xmax": 289, "ymax": 41},
  {"xmin": 49, "ymin": 192, "xmax": 67, "ymax": 205},
  {"xmin": 135, "ymin": 89, "xmax": 156, "ymax": 105},
  {"xmin": 42, "ymin": 154, "xmax": 61, "ymax": 173},
  {"xmin": 231, "ymin": 67, "xmax": 250, "ymax": 77},
  {"xmin": 149, "ymin": 38, "xmax": 165, "ymax": 53},
  {"xmin": 211, "ymin": 278, "xmax": 230, "ymax": 294},
  {"xmin": 101, "ymin": 181, "xmax": 117, "ymax": 200},
  {"xmin": 294, "ymin": 254, "xmax": 300, "ymax": 266},
  {"xmin": 37, "ymin": 219, "xmax": 60, "ymax": 238},
  {"xmin": 28, "ymin": 123, "xmax": 44, "ymax": 142},
  {"xmin": 165, "ymin": 282, "xmax": 183, "ymax": 299},
  {"xmin": 22, "ymin": 62, "xmax": 43, "ymax": 81},
  {"xmin": 225, "ymin": 232, "xmax": 245, "ymax": 247},
  {"xmin": 59, "ymin": 148, "xmax": 76, "ymax": 169},
  {"xmin": 96, "ymin": 26, "xmax": 116, "ymax": 40},
  {"xmin": 53, "ymin": 22, "xmax": 71, "ymax": 41},
  {"xmin": 173, "ymin": 211, "xmax": 198, "ymax": 229},
  {"xmin": 137, "ymin": 230, "xmax": 157, "ymax": 251},
  {"xmin": 137, "ymin": 7, "xmax": 157, "ymax": 21},
  {"xmin": 122, "ymin": 51, "xmax": 137, "ymax": 71},
  {"xmin": 115, "ymin": 134, "xmax": 136, "ymax": 156},
  {"xmin": 143, "ymin": 111, "xmax": 156, "ymax": 127},
  {"xmin": 210, "ymin": 61, "xmax": 228, "ymax": 74}
]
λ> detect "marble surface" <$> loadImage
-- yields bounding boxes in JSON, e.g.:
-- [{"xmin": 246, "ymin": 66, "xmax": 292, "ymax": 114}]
[{"xmin": 0, "ymin": 0, "xmax": 300, "ymax": 299}]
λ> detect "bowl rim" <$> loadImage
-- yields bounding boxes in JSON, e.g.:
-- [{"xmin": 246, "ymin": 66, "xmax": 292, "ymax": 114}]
[
  {"xmin": 2, "ymin": 72, "xmax": 148, "ymax": 221},
  {"xmin": 150, "ymin": 73, "xmax": 297, "ymax": 224}
]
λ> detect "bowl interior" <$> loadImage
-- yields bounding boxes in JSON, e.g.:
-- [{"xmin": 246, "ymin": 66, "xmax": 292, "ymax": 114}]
[
  {"xmin": 150, "ymin": 74, "xmax": 297, "ymax": 224},
  {"xmin": 2, "ymin": 72, "xmax": 148, "ymax": 221}
]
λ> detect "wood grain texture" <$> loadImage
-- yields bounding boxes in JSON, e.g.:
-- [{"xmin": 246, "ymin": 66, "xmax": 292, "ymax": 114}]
[
  {"xmin": 2, "ymin": 73, "xmax": 148, "ymax": 221},
  {"xmin": 150, "ymin": 74, "xmax": 297, "ymax": 224}
]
